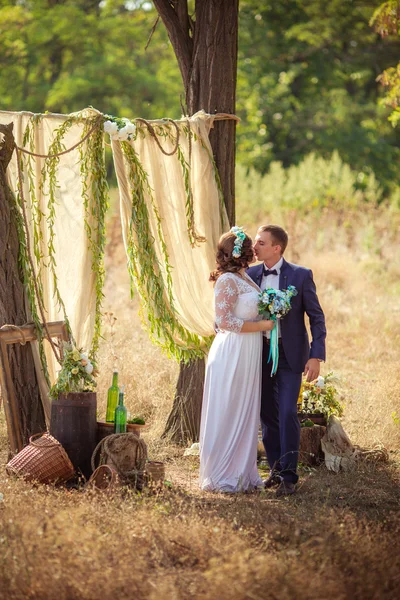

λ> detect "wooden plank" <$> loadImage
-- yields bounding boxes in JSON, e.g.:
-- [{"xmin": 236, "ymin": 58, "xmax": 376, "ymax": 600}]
[{"xmin": 0, "ymin": 321, "xmax": 67, "ymax": 344}]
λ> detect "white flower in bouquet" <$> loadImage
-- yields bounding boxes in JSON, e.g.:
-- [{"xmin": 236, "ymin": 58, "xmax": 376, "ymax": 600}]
[
  {"xmin": 103, "ymin": 114, "xmax": 136, "ymax": 142},
  {"xmin": 104, "ymin": 120, "xmax": 119, "ymax": 135},
  {"xmin": 315, "ymin": 375, "xmax": 325, "ymax": 389},
  {"xmin": 85, "ymin": 362, "xmax": 94, "ymax": 374},
  {"xmin": 116, "ymin": 127, "xmax": 129, "ymax": 141},
  {"xmin": 124, "ymin": 122, "xmax": 136, "ymax": 136}
]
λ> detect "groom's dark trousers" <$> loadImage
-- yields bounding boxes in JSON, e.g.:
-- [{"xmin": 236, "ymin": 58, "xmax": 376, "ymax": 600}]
[
  {"xmin": 247, "ymin": 258, "xmax": 326, "ymax": 484},
  {"xmin": 262, "ymin": 339, "xmax": 302, "ymax": 484}
]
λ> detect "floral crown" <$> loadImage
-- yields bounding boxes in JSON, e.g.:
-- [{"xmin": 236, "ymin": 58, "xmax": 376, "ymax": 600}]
[{"xmin": 230, "ymin": 226, "xmax": 246, "ymax": 258}]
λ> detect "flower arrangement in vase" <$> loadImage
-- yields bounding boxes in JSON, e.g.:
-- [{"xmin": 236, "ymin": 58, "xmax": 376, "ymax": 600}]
[
  {"xmin": 49, "ymin": 342, "xmax": 97, "ymax": 400},
  {"xmin": 298, "ymin": 372, "xmax": 344, "ymax": 426}
]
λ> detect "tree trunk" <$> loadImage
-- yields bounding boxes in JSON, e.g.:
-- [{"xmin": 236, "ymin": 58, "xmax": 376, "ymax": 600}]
[
  {"xmin": 163, "ymin": 358, "xmax": 205, "ymax": 444},
  {"xmin": 155, "ymin": 0, "xmax": 238, "ymax": 444},
  {"xmin": 0, "ymin": 123, "xmax": 46, "ymax": 449}
]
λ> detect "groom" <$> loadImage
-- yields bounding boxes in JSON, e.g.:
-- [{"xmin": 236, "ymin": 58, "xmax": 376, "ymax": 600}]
[{"xmin": 247, "ymin": 225, "xmax": 326, "ymax": 496}]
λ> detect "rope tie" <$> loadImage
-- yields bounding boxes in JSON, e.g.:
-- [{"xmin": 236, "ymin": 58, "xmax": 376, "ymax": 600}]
[
  {"xmin": 14, "ymin": 116, "xmax": 103, "ymax": 159},
  {"xmin": 135, "ymin": 117, "xmax": 181, "ymax": 155},
  {"xmin": 0, "ymin": 324, "xmax": 28, "ymax": 345}
]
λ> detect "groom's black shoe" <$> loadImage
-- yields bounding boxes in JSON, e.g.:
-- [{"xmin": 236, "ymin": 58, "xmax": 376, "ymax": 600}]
[
  {"xmin": 263, "ymin": 473, "xmax": 282, "ymax": 489},
  {"xmin": 276, "ymin": 481, "xmax": 296, "ymax": 497}
]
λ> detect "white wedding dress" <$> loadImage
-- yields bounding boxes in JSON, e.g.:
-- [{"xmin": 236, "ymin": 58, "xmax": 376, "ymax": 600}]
[{"xmin": 199, "ymin": 272, "xmax": 263, "ymax": 492}]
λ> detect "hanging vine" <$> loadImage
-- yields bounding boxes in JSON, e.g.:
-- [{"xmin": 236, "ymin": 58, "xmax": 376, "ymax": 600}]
[
  {"xmin": 79, "ymin": 117, "xmax": 109, "ymax": 358},
  {"xmin": 121, "ymin": 140, "xmax": 213, "ymax": 362},
  {"xmin": 40, "ymin": 117, "xmax": 76, "ymax": 344}
]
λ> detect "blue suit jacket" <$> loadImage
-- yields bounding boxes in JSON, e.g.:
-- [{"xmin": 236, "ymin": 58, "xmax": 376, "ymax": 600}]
[{"xmin": 247, "ymin": 258, "xmax": 326, "ymax": 373}]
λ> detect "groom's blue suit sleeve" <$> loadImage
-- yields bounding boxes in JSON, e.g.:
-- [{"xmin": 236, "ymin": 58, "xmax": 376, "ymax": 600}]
[{"xmin": 303, "ymin": 270, "xmax": 326, "ymax": 361}]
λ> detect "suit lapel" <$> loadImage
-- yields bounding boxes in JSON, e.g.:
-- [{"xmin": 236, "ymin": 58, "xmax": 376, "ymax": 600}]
[
  {"xmin": 279, "ymin": 258, "xmax": 288, "ymax": 290},
  {"xmin": 255, "ymin": 263, "xmax": 264, "ymax": 288}
]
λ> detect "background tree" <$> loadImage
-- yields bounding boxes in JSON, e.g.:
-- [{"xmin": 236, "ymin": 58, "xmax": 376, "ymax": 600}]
[
  {"xmin": 236, "ymin": 0, "xmax": 400, "ymax": 192},
  {"xmin": 370, "ymin": 0, "xmax": 400, "ymax": 126},
  {"xmin": 1, "ymin": 0, "xmax": 399, "ymax": 190},
  {"xmin": 153, "ymin": 0, "xmax": 239, "ymax": 444}
]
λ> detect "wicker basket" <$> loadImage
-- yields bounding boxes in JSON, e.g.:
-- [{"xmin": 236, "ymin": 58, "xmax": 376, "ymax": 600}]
[
  {"xmin": 6, "ymin": 433, "xmax": 75, "ymax": 484},
  {"xmin": 85, "ymin": 465, "xmax": 120, "ymax": 493},
  {"xmin": 145, "ymin": 460, "xmax": 165, "ymax": 484}
]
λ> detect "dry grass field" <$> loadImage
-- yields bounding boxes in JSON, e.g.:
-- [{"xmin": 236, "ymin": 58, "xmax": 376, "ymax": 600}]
[{"xmin": 1, "ymin": 197, "xmax": 400, "ymax": 599}]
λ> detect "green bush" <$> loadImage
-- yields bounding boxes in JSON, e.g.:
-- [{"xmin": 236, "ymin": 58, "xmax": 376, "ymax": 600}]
[{"xmin": 236, "ymin": 151, "xmax": 384, "ymax": 227}]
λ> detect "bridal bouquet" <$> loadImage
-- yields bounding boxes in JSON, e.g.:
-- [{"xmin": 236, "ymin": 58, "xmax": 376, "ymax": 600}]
[
  {"xmin": 258, "ymin": 286, "xmax": 298, "ymax": 375},
  {"xmin": 258, "ymin": 285, "xmax": 298, "ymax": 320}
]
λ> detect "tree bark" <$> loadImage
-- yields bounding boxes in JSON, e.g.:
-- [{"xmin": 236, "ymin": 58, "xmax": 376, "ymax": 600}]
[
  {"xmin": 0, "ymin": 123, "xmax": 46, "ymax": 448},
  {"xmin": 155, "ymin": 0, "xmax": 238, "ymax": 444}
]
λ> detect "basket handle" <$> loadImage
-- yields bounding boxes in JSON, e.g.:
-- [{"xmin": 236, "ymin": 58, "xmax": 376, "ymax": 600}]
[{"xmin": 29, "ymin": 432, "xmax": 59, "ymax": 447}]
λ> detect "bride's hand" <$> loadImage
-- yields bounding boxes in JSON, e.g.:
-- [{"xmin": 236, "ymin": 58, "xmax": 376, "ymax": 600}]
[{"xmin": 260, "ymin": 320, "xmax": 275, "ymax": 331}]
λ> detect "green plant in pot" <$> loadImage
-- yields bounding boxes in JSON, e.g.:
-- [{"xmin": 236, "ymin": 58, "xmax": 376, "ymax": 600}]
[{"xmin": 127, "ymin": 416, "xmax": 146, "ymax": 425}]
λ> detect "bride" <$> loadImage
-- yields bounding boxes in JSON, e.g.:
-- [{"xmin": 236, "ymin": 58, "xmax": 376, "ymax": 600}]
[{"xmin": 199, "ymin": 227, "xmax": 275, "ymax": 492}]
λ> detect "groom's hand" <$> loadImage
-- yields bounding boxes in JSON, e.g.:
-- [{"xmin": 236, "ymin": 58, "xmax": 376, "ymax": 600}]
[{"xmin": 304, "ymin": 358, "xmax": 320, "ymax": 382}]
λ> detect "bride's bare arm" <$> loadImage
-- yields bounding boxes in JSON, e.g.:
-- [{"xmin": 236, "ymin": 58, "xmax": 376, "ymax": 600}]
[{"xmin": 241, "ymin": 320, "xmax": 275, "ymax": 333}]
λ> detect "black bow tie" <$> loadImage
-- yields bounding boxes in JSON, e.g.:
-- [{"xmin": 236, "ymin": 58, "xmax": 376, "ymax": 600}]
[{"xmin": 263, "ymin": 268, "xmax": 278, "ymax": 277}]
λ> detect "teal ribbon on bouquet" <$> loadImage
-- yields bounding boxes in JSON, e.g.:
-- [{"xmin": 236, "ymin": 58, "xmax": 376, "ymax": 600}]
[{"xmin": 267, "ymin": 317, "xmax": 279, "ymax": 376}]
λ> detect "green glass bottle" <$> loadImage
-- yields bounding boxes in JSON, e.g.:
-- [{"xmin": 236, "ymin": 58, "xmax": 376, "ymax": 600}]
[
  {"xmin": 114, "ymin": 391, "xmax": 127, "ymax": 433},
  {"xmin": 106, "ymin": 371, "xmax": 119, "ymax": 423}
]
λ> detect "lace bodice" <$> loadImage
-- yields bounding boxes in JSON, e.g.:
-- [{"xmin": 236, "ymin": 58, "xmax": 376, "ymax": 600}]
[{"xmin": 214, "ymin": 272, "xmax": 261, "ymax": 333}]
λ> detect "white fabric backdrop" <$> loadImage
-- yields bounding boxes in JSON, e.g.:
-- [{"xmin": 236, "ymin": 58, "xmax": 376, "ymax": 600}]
[
  {"xmin": 112, "ymin": 111, "xmax": 228, "ymax": 345},
  {"xmin": 0, "ymin": 109, "xmax": 228, "ymax": 404},
  {"xmin": 0, "ymin": 109, "xmax": 99, "ymax": 410}
]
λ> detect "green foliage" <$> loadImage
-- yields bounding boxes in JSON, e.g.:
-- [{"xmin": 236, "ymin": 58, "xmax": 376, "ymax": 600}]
[
  {"xmin": 0, "ymin": 0, "xmax": 183, "ymax": 119},
  {"xmin": 49, "ymin": 342, "xmax": 97, "ymax": 400},
  {"xmin": 237, "ymin": 0, "xmax": 400, "ymax": 190},
  {"xmin": 127, "ymin": 416, "xmax": 146, "ymax": 425},
  {"xmin": 79, "ymin": 117, "xmax": 109, "ymax": 357},
  {"xmin": 370, "ymin": 1, "xmax": 400, "ymax": 126},
  {"xmin": 236, "ymin": 151, "xmax": 383, "ymax": 226},
  {"xmin": 1, "ymin": 0, "xmax": 400, "ymax": 191},
  {"xmin": 42, "ymin": 117, "xmax": 76, "ymax": 343}
]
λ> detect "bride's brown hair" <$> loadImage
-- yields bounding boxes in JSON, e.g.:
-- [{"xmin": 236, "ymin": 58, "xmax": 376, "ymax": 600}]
[{"xmin": 209, "ymin": 231, "xmax": 254, "ymax": 282}]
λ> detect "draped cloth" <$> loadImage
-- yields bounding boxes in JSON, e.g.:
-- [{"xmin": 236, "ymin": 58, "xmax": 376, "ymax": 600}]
[
  {"xmin": 0, "ymin": 109, "xmax": 99, "ymax": 421},
  {"xmin": 112, "ymin": 110, "xmax": 228, "ymax": 342},
  {"xmin": 0, "ymin": 108, "xmax": 227, "ymax": 419}
]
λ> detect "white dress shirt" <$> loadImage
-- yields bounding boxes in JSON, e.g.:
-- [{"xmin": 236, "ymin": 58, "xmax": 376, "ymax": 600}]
[{"xmin": 260, "ymin": 257, "xmax": 283, "ymax": 339}]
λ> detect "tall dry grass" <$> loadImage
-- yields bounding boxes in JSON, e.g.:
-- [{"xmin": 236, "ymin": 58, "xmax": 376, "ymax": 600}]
[{"xmin": 1, "ymin": 183, "xmax": 400, "ymax": 599}]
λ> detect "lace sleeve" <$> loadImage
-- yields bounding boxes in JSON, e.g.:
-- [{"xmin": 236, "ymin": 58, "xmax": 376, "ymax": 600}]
[{"xmin": 214, "ymin": 274, "xmax": 244, "ymax": 333}]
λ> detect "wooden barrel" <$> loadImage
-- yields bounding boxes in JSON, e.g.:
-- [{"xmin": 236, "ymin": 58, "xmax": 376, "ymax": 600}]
[{"xmin": 50, "ymin": 392, "xmax": 97, "ymax": 479}]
